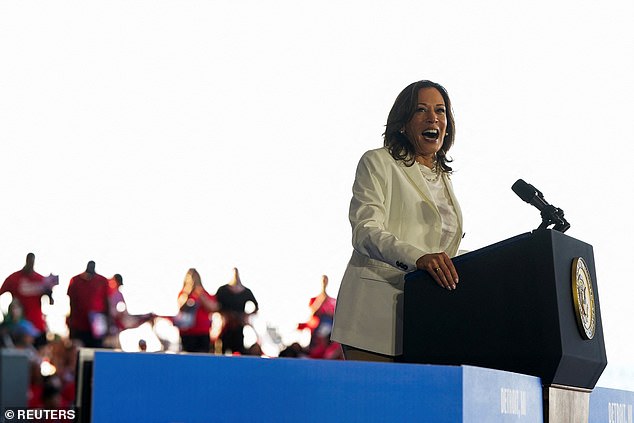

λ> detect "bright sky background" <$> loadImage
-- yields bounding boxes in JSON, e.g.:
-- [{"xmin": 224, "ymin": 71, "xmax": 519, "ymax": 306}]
[{"xmin": 1, "ymin": 1, "xmax": 633, "ymax": 390}]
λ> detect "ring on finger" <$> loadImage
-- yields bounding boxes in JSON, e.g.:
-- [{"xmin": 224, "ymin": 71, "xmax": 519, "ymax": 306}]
[{"xmin": 434, "ymin": 267, "xmax": 441, "ymax": 272}]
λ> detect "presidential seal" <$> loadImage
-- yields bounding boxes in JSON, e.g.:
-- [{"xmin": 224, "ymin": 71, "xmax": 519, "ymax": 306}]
[{"xmin": 571, "ymin": 257, "xmax": 596, "ymax": 340}]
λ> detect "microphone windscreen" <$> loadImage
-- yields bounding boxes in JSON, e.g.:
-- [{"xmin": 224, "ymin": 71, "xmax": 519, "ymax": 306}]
[{"xmin": 512, "ymin": 179, "xmax": 536, "ymax": 203}]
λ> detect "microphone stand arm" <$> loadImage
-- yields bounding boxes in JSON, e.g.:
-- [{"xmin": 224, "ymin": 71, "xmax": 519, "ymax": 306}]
[{"xmin": 537, "ymin": 204, "xmax": 570, "ymax": 233}]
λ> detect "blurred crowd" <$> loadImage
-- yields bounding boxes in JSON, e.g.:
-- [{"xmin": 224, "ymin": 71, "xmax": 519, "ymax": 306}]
[{"xmin": 0, "ymin": 253, "xmax": 342, "ymax": 408}]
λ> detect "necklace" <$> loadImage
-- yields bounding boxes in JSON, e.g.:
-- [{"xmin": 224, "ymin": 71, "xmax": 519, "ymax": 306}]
[{"xmin": 418, "ymin": 162, "xmax": 441, "ymax": 183}]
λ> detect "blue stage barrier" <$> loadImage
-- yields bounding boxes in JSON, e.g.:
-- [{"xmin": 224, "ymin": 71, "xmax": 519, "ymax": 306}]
[
  {"xmin": 589, "ymin": 387, "xmax": 634, "ymax": 423},
  {"xmin": 90, "ymin": 351, "xmax": 544, "ymax": 423}
]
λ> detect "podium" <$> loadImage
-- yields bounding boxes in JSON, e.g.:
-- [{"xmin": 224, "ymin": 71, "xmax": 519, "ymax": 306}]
[{"xmin": 401, "ymin": 229, "xmax": 607, "ymax": 390}]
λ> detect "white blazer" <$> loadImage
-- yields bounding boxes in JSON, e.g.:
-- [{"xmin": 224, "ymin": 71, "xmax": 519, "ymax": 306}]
[{"xmin": 331, "ymin": 147, "xmax": 463, "ymax": 356}]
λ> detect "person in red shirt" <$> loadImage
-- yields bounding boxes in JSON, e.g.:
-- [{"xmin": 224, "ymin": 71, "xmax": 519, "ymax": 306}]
[
  {"xmin": 66, "ymin": 261, "xmax": 109, "ymax": 348},
  {"xmin": 299, "ymin": 275, "xmax": 342, "ymax": 359},
  {"xmin": 175, "ymin": 268, "xmax": 218, "ymax": 353},
  {"xmin": 1, "ymin": 253, "xmax": 58, "ymax": 347}
]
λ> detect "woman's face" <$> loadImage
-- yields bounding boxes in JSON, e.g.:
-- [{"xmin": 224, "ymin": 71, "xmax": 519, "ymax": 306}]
[{"xmin": 404, "ymin": 87, "xmax": 447, "ymax": 161}]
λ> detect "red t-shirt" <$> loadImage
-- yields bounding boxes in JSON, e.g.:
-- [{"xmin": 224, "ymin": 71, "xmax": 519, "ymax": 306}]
[
  {"xmin": 1, "ymin": 269, "xmax": 47, "ymax": 331},
  {"xmin": 67, "ymin": 273, "xmax": 109, "ymax": 332},
  {"xmin": 177, "ymin": 290, "xmax": 216, "ymax": 336},
  {"xmin": 309, "ymin": 295, "xmax": 336, "ymax": 318}
]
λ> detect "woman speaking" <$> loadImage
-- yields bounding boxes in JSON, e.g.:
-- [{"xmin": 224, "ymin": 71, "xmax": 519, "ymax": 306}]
[{"xmin": 331, "ymin": 80, "xmax": 464, "ymax": 362}]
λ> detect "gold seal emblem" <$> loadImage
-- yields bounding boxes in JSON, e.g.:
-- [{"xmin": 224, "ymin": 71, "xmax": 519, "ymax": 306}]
[{"xmin": 571, "ymin": 257, "xmax": 596, "ymax": 340}]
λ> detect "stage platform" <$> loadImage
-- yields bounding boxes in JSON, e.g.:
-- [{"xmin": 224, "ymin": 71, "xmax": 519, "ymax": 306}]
[
  {"xmin": 86, "ymin": 350, "xmax": 544, "ymax": 422},
  {"xmin": 0, "ymin": 349, "xmax": 634, "ymax": 423},
  {"xmin": 590, "ymin": 387, "xmax": 633, "ymax": 422},
  {"xmin": 77, "ymin": 350, "xmax": 632, "ymax": 423}
]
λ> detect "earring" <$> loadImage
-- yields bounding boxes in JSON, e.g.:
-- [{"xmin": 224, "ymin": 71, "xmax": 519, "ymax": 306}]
[{"xmin": 399, "ymin": 129, "xmax": 405, "ymax": 134}]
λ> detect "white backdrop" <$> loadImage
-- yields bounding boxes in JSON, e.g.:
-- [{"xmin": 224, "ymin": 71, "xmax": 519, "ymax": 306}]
[{"xmin": 1, "ymin": 1, "xmax": 632, "ymax": 389}]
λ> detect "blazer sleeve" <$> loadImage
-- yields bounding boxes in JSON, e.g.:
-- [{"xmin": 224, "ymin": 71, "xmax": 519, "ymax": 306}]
[{"xmin": 349, "ymin": 150, "xmax": 427, "ymax": 272}]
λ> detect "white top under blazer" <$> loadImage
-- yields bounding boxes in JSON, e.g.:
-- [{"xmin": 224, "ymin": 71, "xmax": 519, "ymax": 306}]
[{"xmin": 331, "ymin": 147, "xmax": 463, "ymax": 356}]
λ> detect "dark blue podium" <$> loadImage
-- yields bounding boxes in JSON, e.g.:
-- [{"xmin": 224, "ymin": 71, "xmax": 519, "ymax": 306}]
[{"xmin": 402, "ymin": 230, "xmax": 607, "ymax": 390}]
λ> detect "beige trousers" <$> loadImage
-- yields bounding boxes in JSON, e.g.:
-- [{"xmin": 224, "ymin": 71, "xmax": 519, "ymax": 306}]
[{"xmin": 341, "ymin": 344, "xmax": 396, "ymax": 363}]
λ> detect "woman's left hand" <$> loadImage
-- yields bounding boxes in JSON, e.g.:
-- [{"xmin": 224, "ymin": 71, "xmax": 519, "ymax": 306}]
[{"xmin": 416, "ymin": 252, "xmax": 459, "ymax": 290}]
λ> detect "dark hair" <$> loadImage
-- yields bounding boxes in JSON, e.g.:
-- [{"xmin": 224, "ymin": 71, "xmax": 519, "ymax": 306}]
[{"xmin": 383, "ymin": 80, "xmax": 456, "ymax": 172}]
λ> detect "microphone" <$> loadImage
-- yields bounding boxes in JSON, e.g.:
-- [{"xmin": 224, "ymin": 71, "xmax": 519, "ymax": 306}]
[
  {"xmin": 512, "ymin": 179, "xmax": 548, "ymax": 210},
  {"xmin": 511, "ymin": 179, "xmax": 570, "ymax": 232}
]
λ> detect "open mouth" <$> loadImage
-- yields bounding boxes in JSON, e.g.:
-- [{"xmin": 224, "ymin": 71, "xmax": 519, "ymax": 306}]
[{"xmin": 422, "ymin": 129, "xmax": 439, "ymax": 141}]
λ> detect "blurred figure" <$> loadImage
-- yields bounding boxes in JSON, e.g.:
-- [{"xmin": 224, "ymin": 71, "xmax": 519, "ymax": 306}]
[
  {"xmin": 41, "ymin": 377, "xmax": 63, "ymax": 409},
  {"xmin": 43, "ymin": 337, "xmax": 78, "ymax": 406},
  {"xmin": 175, "ymin": 268, "xmax": 218, "ymax": 353},
  {"xmin": 66, "ymin": 261, "xmax": 109, "ymax": 348},
  {"xmin": 104, "ymin": 273, "xmax": 154, "ymax": 348},
  {"xmin": 298, "ymin": 275, "xmax": 342, "ymax": 359},
  {"xmin": 245, "ymin": 342, "xmax": 263, "ymax": 357},
  {"xmin": 138, "ymin": 339, "xmax": 147, "ymax": 352},
  {"xmin": 278, "ymin": 342, "xmax": 308, "ymax": 359},
  {"xmin": 215, "ymin": 267, "xmax": 259, "ymax": 355},
  {"xmin": 0, "ymin": 299, "xmax": 41, "ymax": 348},
  {"xmin": 1, "ymin": 253, "xmax": 58, "ymax": 347}
]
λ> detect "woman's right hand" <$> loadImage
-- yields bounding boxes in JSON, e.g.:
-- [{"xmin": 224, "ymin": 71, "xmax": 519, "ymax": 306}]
[{"xmin": 416, "ymin": 252, "xmax": 459, "ymax": 290}]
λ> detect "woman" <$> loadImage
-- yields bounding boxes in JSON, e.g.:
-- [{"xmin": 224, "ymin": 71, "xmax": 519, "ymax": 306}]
[
  {"xmin": 215, "ymin": 267, "xmax": 258, "ymax": 354},
  {"xmin": 175, "ymin": 268, "xmax": 218, "ymax": 353},
  {"xmin": 301, "ymin": 275, "xmax": 339, "ymax": 358},
  {"xmin": 331, "ymin": 80, "xmax": 464, "ymax": 362}
]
